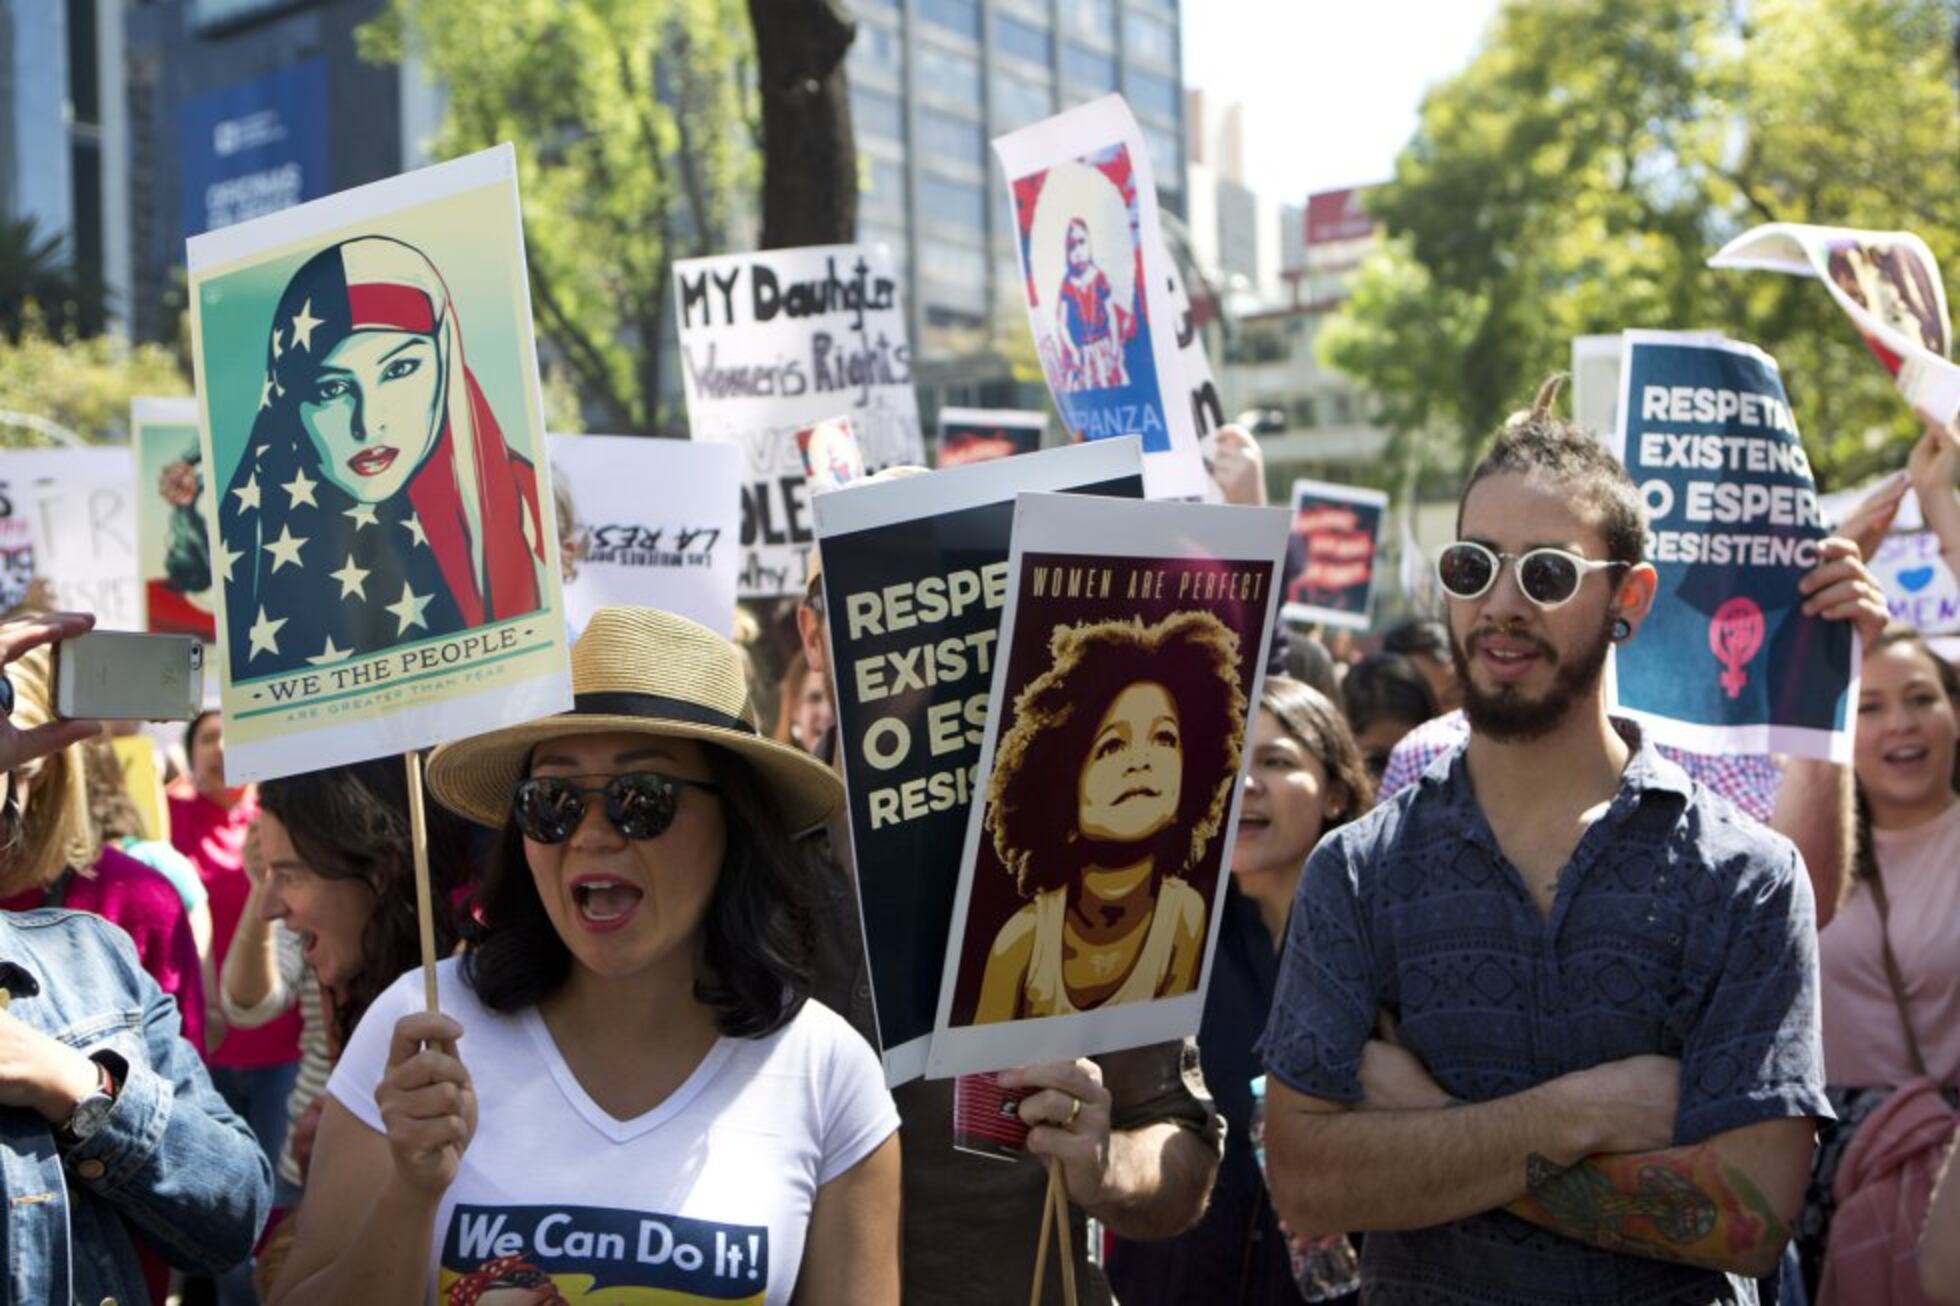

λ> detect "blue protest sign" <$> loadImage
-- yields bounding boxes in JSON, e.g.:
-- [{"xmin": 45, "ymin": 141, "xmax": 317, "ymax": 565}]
[
  {"xmin": 1608, "ymin": 331, "xmax": 1853, "ymax": 762},
  {"xmin": 179, "ymin": 60, "xmax": 330, "ymax": 238}
]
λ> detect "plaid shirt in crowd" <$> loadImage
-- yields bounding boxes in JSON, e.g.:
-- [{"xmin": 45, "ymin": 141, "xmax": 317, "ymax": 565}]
[{"xmin": 1378, "ymin": 709, "xmax": 1783, "ymax": 823}]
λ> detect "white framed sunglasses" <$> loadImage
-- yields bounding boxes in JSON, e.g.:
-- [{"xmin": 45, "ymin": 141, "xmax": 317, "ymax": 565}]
[{"xmin": 1436, "ymin": 541, "xmax": 1628, "ymax": 610}]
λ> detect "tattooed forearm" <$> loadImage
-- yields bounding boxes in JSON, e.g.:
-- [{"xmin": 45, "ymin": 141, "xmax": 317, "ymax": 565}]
[{"xmin": 1508, "ymin": 1145, "xmax": 1788, "ymax": 1274}]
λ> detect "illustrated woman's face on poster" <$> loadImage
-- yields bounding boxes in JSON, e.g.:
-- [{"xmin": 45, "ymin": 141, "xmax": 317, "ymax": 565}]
[
  {"xmin": 1077, "ymin": 680, "xmax": 1182, "ymax": 843},
  {"xmin": 298, "ymin": 328, "xmax": 444, "ymax": 503},
  {"xmin": 1066, "ymin": 220, "xmax": 1090, "ymax": 275}
]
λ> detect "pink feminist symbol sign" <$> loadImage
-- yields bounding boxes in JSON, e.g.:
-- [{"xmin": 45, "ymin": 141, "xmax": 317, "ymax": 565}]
[{"xmin": 1709, "ymin": 597, "xmax": 1765, "ymax": 699}]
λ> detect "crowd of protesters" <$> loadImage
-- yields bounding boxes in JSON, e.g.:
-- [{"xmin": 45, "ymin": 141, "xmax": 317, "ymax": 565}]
[{"xmin": 2, "ymin": 391, "xmax": 1956, "ymax": 1306}]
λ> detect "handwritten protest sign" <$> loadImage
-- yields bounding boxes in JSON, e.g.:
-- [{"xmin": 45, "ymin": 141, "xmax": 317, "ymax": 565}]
[
  {"xmin": 133, "ymin": 397, "xmax": 217, "ymax": 640},
  {"xmin": 1712, "ymin": 224, "xmax": 1954, "ymax": 422},
  {"xmin": 936, "ymin": 408, "xmax": 1046, "ymax": 469},
  {"xmin": 546, "ymin": 434, "xmax": 740, "ymax": 639},
  {"xmin": 673, "ymin": 244, "xmax": 925, "ymax": 599},
  {"xmin": 1820, "ymin": 480, "xmax": 1960, "ymax": 638},
  {"xmin": 0, "ymin": 448, "xmax": 140, "ymax": 628},
  {"xmin": 814, "ymin": 439, "xmax": 1144, "ymax": 1084},
  {"xmin": 994, "ymin": 96, "xmax": 1209, "ymax": 501},
  {"xmin": 0, "ymin": 463, "xmax": 37, "ymax": 610},
  {"xmin": 927, "ymin": 492, "xmax": 1286, "ymax": 1077},
  {"xmin": 1282, "ymin": 479, "xmax": 1387, "ymax": 629},
  {"xmin": 187, "ymin": 145, "xmax": 570, "ymax": 783},
  {"xmin": 1608, "ymin": 330, "xmax": 1852, "ymax": 762}
]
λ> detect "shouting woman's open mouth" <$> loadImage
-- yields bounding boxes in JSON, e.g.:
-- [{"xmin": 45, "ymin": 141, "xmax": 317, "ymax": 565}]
[{"xmin": 347, "ymin": 445, "xmax": 400, "ymax": 478}]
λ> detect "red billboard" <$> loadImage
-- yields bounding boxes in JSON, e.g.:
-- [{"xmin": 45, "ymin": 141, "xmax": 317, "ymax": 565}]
[{"xmin": 1306, "ymin": 187, "xmax": 1378, "ymax": 246}]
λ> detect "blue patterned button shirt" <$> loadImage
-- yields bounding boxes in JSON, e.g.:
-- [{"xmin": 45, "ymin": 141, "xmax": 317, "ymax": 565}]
[{"xmin": 1257, "ymin": 723, "xmax": 1830, "ymax": 1305}]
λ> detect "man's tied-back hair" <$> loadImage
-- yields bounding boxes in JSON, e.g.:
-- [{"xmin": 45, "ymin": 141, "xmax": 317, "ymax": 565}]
[
  {"xmin": 1459, "ymin": 374, "xmax": 1647, "ymax": 567},
  {"xmin": 985, "ymin": 610, "xmax": 1246, "ymax": 898}
]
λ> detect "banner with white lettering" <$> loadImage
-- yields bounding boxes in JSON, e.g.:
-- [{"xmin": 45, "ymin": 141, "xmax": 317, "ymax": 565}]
[
  {"xmin": 993, "ymin": 96, "xmax": 1211, "ymax": 500},
  {"xmin": 1282, "ymin": 479, "xmax": 1387, "ymax": 629},
  {"xmin": 0, "ymin": 448, "xmax": 141, "ymax": 629},
  {"xmin": 928, "ymin": 492, "xmax": 1287, "ymax": 1077},
  {"xmin": 440, "ymin": 1204, "xmax": 766, "ymax": 1303},
  {"xmin": 546, "ymin": 434, "xmax": 741, "ymax": 639},
  {"xmin": 1608, "ymin": 331, "xmax": 1852, "ymax": 762},
  {"xmin": 673, "ymin": 244, "xmax": 925, "ymax": 599},
  {"xmin": 814, "ymin": 439, "xmax": 1144, "ymax": 1084}
]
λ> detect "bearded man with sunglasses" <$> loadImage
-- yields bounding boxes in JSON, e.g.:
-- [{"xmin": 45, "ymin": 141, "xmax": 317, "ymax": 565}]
[{"xmin": 1258, "ymin": 382, "xmax": 1840, "ymax": 1304}]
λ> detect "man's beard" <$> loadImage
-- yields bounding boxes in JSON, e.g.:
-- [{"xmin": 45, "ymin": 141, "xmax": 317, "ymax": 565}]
[{"xmin": 1451, "ymin": 613, "xmax": 1614, "ymax": 742}]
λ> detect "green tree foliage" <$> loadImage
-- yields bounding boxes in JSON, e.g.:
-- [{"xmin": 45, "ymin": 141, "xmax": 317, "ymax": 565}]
[
  {"xmin": 0, "ymin": 315, "xmax": 190, "ymax": 446},
  {"xmin": 360, "ymin": 0, "xmax": 759, "ymax": 437},
  {"xmin": 0, "ymin": 217, "xmax": 93, "ymax": 343},
  {"xmin": 1320, "ymin": 0, "xmax": 1960, "ymax": 490}
]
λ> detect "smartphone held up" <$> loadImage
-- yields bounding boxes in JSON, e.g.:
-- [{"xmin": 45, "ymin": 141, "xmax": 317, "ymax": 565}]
[{"xmin": 53, "ymin": 632, "xmax": 204, "ymax": 722}]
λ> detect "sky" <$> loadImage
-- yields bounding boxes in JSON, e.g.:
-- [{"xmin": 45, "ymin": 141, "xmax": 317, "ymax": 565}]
[{"xmin": 1182, "ymin": 0, "xmax": 1506, "ymax": 204}]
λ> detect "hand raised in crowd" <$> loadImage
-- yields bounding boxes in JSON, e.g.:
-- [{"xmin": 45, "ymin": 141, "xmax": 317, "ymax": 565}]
[
  {"xmin": 1909, "ymin": 415, "xmax": 1960, "ymax": 495},
  {"xmin": 1003, "ymin": 1058, "xmax": 1114, "ymax": 1206},
  {"xmin": 0, "ymin": 611, "xmax": 101, "ymax": 771},
  {"xmin": 1208, "ymin": 424, "xmax": 1268, "ymax": 507},
  {"xmin": 375, "ymin": 1010, "xmax": 476, "ymax": 1200},
  {"xmin": 1799, "ymin": 536, "xmax": 1892, "ymax": 646},
  {"xmin": 240, "ymin": 816, "xmax": 267, "ymax": 889},
  {"xmin": 0, "ymin": 1006, "xmax": 103, "ymax": 1122}
]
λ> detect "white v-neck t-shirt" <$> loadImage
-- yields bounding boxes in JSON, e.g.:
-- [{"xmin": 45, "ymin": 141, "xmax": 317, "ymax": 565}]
[{"xmin": 328, "ymin": 958, "xmax": 898, "ymax": 1305}]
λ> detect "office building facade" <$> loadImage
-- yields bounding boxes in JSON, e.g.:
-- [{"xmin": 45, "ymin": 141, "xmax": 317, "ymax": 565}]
[{"xmin": 847, "ymin": 0, "xmax": 1185, "ymax": 395}]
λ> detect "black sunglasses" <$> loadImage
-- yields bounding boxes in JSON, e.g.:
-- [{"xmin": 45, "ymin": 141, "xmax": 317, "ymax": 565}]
[
  {"xmin": 512, "ymin": 772, "xmax": 719, "ymax": 844},
  {"xmin": 1436, "ymin": 541, "xmax": 1628, "ymax": 610}
]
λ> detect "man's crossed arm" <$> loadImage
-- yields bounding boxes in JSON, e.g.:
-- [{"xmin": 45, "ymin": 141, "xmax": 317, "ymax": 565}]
[{"xmin": 1263, "ymin": 1042, "xmax": 1814, "ymax": 1279}]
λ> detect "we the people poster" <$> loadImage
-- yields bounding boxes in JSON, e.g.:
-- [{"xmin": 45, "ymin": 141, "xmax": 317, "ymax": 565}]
[
  {"xmin": 1609, "ymin": 330, "xmax": 1852, "ymax": 762},
  {"xmin": 813, "ymin": 439, "xmax": 1145, "ymax": 1084},
  {"xmin": 672, "ymin": 244, "xmax": 925, "ymax": 599},
  {"xmin": 994, "ymin": 96, "xmax": 1208, "ymax": 501},
  {"xmin": 927, "ymin": 492, "xmax": 1286, "ymax": 1077},
  {"xmin": 546, "ymin": 434, "xmax": 741, "ymax": 639},
  {"xmin": 186, "ymin": 145, "xmax": 570, "ymax": 783},
  {"xmin": 133, "ymin": 397, "xmax": 217, "ymax": 639}
]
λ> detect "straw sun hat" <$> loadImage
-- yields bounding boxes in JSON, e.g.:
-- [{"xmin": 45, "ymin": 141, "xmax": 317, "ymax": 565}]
[{"xmin": 426, "ymin": 607, "xmax": 843, "ymax": 834}]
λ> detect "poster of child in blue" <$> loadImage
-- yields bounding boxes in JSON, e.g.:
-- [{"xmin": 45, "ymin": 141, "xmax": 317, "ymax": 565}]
[
  {"xmin": 994, "ymin": 95, "xmax": 1208, "ymax": 501},
  {"xmin": 1608, "ymin": 330, "xmax": 1854, "ymax": 763}
]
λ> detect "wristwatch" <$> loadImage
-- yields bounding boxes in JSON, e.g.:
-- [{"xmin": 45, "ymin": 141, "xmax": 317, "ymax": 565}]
[{"xmin": 54, "ymin": 1052, "xmax": 121, "ymax": 1149}]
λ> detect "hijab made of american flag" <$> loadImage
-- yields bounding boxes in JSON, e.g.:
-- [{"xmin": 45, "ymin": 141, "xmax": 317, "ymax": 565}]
[{"xmin": 218, "ymin": 236, "xmax": 545, "ymax": 679}]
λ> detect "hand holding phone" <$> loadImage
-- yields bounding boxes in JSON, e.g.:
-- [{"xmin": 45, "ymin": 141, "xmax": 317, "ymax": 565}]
[{"xmin": 0, "ymin": 612, "xmax": 102, "ymax": 770}]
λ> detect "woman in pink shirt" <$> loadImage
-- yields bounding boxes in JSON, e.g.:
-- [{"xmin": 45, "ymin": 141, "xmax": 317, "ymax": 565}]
[
  {"xmin": 1800, "ymin": 625, "xmax": 1960, "ymax": 1294},
  {"xmin": 171, "ymin": 709, "xmax": 301, "ymax": 1306}
]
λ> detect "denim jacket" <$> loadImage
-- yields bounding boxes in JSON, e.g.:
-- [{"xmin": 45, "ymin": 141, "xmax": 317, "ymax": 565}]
[{"xmin": 0, "ymin": 908, "xmax": 270, "ymax": 1304}]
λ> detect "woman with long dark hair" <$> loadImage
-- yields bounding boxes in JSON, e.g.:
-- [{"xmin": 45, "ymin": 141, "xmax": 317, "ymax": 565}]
[
  {"xmin": 1107, "ymin": 677, "xmax": 1373, "ymax": 1304},
  {"xmin": 270, "ymin": 608, "xmax": 899, "ymax": 1305},
  {"xmin": 1799, "ymin": 625, "xmax": 1960, "ymax": 1296},
  {"xmin": 221, "ymin": 756, "xmax": 473, "ymax": 1212}
]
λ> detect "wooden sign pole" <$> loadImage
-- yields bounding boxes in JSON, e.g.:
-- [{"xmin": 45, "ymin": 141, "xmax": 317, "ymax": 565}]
[
  {"xmin": 405, "ymin": 750, "xmax": 439, "ymax": 1013},
  {"xmin": 1028, "ymin": 1157, "xmax": 1080, "ymax": 1306}
]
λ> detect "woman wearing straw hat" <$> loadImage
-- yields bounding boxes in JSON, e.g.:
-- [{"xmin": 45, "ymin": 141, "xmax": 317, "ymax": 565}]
[{"xmin": 269, "ymin": 607, "xmax": 902, "ymax": 1306}]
